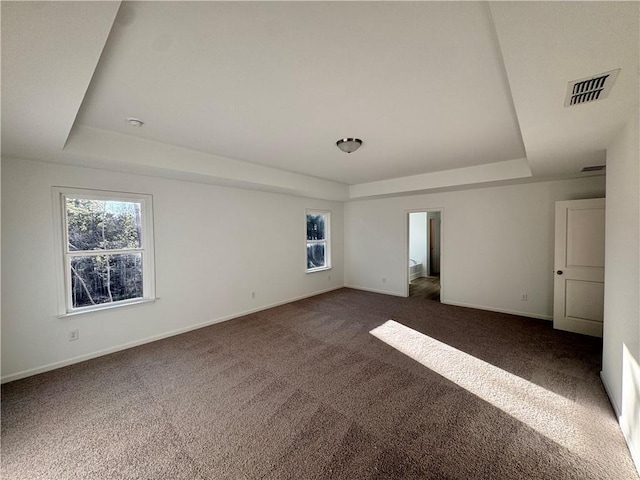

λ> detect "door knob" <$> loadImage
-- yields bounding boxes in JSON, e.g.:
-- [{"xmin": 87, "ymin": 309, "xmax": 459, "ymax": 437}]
[{"xmin": 556, "ymin": 270, "xmax": 563, "ymax": 275}]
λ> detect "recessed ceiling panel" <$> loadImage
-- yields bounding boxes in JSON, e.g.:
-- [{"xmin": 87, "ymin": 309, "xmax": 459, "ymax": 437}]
[{"xmin": 75, "ymin": 2, "xmax": 526, "ymax": 185}]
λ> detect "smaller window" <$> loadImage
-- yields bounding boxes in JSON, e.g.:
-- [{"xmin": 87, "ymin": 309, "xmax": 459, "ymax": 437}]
[{"xmin": 306, "ymin": 210, "xmax": 331, "ymax": 272}]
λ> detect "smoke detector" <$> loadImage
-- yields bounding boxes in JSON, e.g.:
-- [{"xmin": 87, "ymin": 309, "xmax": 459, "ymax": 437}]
[{"xmin": 565, "ymin": 69, "xmax": 619, "ymax": 107}]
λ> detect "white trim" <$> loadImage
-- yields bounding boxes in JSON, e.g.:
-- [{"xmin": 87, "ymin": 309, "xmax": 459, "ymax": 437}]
[
  {"xmin": 305, "ymin": 209, "xmax": 331, "ymax": 273},
  {"xmin": 441, "ymin": 300, "xmax": 553, "ymax": 321},
  {"xmin": 67, "ymin": 248, "xmax": 143, "ymax": 257},
  {"xmin": 57, "ymin": 297, "xmax": 158, "ymax": 319},
  {"xmin": 307, "ymin": 266, "xmax": 332, "ymax": 274},
  {"xmin": 344, "ymin": 285, "xmax": 406, "ymax": 297},
  {"xmin": 600, "ymin": 372, "xmax": 640, "ymax": 476},
  {"xmin": 600, "ymin": 371, "xmax": 622, "ymax": 417},
  {"xmin": 1, "ymin": 286, "xmax": 344, "ymax": 384}
]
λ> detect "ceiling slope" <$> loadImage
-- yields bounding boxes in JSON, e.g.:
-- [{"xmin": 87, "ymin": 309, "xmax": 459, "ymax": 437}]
[
  {"xmin": 1, "ymin": 1, "xmax": 121, "ymax": 159},
  {"xmin": 64, "ymin": 125, "xmax": 350, "ymax": 201}
]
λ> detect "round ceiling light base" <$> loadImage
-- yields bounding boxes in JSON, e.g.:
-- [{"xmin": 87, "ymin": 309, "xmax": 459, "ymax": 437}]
[{"xmin": 336, "ymin": 138, "xmax": 362, "ymax": 153}]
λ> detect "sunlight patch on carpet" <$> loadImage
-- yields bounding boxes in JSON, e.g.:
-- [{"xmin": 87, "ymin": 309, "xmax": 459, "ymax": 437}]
[{"xmin": 370, "ymin": 320, "xmax": 609, "ymax": 459}]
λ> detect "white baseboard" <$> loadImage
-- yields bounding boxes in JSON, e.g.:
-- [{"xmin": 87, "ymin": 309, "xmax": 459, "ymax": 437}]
[
  {"xmin": 441, "ymin": 300, "xmax": 553, "ymax": 321},
  {"xmin": 342, "ymin": 288, "xmax": 554, "ymax": 321},
  {"xmin": 600, "ymin": 371, "xmax": 622, "ymax": 417},
  {"xmin": 600, "ymin": 371, "xmax": 640, "ymax": 476},
  {"xmin": 1, "ymin": 285, "xmax": 344, "ymax": 384},
  {"xmin": 344, "ymin": 284, "xmax": 407, "ymax": 297}
]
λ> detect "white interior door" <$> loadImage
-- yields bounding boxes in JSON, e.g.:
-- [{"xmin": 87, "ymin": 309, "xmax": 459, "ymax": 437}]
[{"xmin": 553, "ymin": 198, "xmax": 605, "ymax": 337}]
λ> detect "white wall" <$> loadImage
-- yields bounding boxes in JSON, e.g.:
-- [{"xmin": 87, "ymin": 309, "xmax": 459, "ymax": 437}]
[
  {"xmin": 1, "ymin": 156, "xmax": 344, "ymax": 382},
  {"xmin": 345, "ymin": 176, "xmax": 606, "ymax": 318},
  {"xmin": 409, "ymin": 213, "xmax": 427, "ymax": 279},
  {"xmin": 601, "ymin": 114, "xmax": 640, "ymax": 470}
]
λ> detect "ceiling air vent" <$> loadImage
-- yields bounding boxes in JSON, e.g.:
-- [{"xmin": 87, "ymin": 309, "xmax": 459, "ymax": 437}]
[
  {"xmin": 580, "ymin": 165, "xmax": 606, "ymax": 173},
  {"xmin": 565, "ymin": 69, "xmax": 620, "ymax": 107}
]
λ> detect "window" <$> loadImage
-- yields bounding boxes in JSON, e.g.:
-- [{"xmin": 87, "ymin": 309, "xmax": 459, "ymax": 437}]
[
  {"xmin": 306, "ymin": 210, "xmax": 331, "ymax": 272},
  {"xmin": 54, "ymin": 188, "xmax": 155, "ymax": 315}
]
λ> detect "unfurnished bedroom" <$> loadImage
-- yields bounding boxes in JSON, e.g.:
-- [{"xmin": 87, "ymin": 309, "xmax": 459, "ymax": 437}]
[{"xmin": 1, "ymin": 1, "xmax": 639, "ymax": 479}]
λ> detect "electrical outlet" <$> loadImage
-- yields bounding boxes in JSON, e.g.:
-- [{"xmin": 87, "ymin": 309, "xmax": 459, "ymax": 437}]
[
  {"xmin": 251, "ymin": 291, "xmax": 256, "ymax": 300},
  {"xmin": 382, "ymin": 277, "xmax": 386, "ymax": 284},
  {"xmin": 68, "ymin": 329, "xmax": 79, "ymax": 342},
  {"xmin": 521, "ymin": 293, "xmax": 528, "ymax": 301},
  {"xmin": 328, "ymin": 275, "xmax": 331, "ymax": 282}
]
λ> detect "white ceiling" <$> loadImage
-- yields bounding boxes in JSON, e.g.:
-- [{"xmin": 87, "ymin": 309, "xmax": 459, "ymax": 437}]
[
  {"xmin": 2, "ymin": 1, "xmax": 638, "ymax": 200},
  {"xmin": 1, "ymin": 1, "xmax": 120, "ymax": 159},
  {"xmin": 490, "ymin": 1, "xmax": 639, "ymax": 178}
]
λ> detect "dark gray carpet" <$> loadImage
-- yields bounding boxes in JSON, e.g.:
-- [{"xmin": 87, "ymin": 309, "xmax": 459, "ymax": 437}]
[{"xmin": 2, "ymin": 288, "xmax": 638, "ymax": 479}]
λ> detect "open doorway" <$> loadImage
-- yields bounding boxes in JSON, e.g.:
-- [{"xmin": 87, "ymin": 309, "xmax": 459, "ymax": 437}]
[{"xmin": 407, "ymin": 210, "xmax": 441, "ymax": 301}]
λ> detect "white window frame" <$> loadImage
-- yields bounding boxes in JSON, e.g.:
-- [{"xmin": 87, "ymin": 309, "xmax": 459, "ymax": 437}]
[
  {"xmin": 305, "ymin": 209, "xmax": 331, "ymax": 273},
  {"xmin": 53, "ymin": 187, "xmax": 156, "ymax": 317}
]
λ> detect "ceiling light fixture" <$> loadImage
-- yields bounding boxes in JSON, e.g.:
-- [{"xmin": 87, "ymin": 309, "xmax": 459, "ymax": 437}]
[
  {"xmin": 126, "ymin": 117, "xmax": 144, "ymax": 127},
  {"xmin": 336, "ymin": 138, "xmax": 362, "ymax": 153}
]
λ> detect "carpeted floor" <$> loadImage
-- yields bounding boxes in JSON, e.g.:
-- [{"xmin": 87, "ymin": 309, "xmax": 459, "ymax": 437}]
[
  {"xmin": 2, "ymin": 288, "xmax": 638, "ymax": 479},
  {"xmin": 409, "ymin": 276, "xmax": 440, "ymax": 301}
]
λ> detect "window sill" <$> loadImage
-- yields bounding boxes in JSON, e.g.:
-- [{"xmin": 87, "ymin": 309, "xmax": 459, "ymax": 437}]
[
  {"xmin": 57, "ymin": 298, "xmax": 158, "ymax": 319},
  {"xmin": 306, "ymin": 266, "xmax": 332, "ymax": 274}
]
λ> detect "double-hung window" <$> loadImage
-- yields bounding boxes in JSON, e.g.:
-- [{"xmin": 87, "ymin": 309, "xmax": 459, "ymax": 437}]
[
  {"xmin": 306, "ymin": 210, "xmax": 331, "ymax": 272},
  {"xmin": 54, "ymin": 187, "xmax": 156, "ymax": 315}
]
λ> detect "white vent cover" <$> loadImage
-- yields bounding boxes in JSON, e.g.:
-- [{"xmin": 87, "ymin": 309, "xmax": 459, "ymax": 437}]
[{"xmin": 565, "ymin": 69, "xmax": 620, "ymax": 107}]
